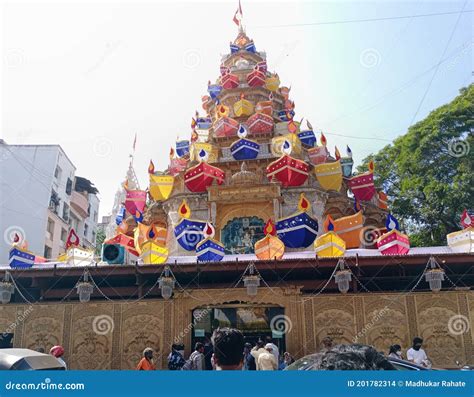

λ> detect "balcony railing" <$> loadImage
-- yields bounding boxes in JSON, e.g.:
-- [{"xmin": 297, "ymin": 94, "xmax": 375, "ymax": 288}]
[{"xmin": 70, "ymin": 191, "xmax": 89, "ymax": 218}]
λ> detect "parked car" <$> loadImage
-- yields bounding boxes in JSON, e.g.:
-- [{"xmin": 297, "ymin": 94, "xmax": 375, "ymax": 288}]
[
  {"xmin": 284, "ymin": 353, "xmax": 430, "ymax": 371},
  {"xmin": 0, "ymin": 348, "xmax": 65, "ymax": 370}
]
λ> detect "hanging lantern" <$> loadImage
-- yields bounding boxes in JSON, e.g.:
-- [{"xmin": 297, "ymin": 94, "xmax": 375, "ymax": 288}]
[
  {"xmin": 158, "ymin": 266, "xmax": 175, "ymax": 300},
  {"xmin": 76, "ymin": 271, "xmax": 94, "ymax": 303},
  {"xmin": 0, "ymin": 271, "xmax": 14, "ymax": 304},
  {"xmin": 243, "ymin": 263, "xmax": 261, "ymax": 296},
  {"xmin": 334, "ymin": 259, "xmax": 352, "ymax": 294},
  {"xmin": 424, "ymin": 257, "xmax": 445, "ymax": 292}
]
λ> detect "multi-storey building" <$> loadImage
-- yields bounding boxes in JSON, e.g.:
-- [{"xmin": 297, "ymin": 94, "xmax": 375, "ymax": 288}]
[{"xmin": 0, "ymin": 142, "xmax": 99, "ymax": 260}]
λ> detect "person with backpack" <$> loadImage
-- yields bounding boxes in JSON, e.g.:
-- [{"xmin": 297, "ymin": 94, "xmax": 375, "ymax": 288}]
[
  {"xmin": 182, "ymin": 342, "xmax": 205, "ymax": 370},
  {"xmin": 167, "ymin": 344, "xmax": 186, "ymax": 370}
]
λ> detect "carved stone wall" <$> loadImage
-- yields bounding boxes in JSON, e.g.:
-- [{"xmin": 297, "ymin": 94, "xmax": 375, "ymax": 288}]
[{"xmin": 2, "ymin": 290, "xmax": 472, "ymax": 369}]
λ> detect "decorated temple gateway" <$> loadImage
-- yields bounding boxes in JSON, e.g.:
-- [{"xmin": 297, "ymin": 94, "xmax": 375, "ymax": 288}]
[{"xmin": 103, "ymin": 23, "xmax": 394, "ymax": 264}]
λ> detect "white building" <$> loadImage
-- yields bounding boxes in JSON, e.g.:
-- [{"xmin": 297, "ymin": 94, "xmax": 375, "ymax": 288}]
[{"xmin": 0, "ymin": 142, "xmax": 100, "ymax": 261}]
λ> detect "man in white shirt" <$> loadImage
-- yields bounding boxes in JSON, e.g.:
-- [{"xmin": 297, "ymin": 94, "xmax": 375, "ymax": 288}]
[
  {"xmin": 257, "ymin": 344, "xmax": 277, "ymax": 370},
  {"xmin": 265, "ymin": 336, "xmax": 279, "ymax": 364},
  {"xmin": 406, "ymin": 337, "xmax": 430, "ymax": 367}
]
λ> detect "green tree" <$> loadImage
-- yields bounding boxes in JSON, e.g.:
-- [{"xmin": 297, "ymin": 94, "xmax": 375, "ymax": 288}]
[
  {"xmin": 95, "ymin": 228, "xmax": 106, "ymax": 257},
  {"xmin": 359, "ymin": 85, "xmax": 474, "ymax": 246}
]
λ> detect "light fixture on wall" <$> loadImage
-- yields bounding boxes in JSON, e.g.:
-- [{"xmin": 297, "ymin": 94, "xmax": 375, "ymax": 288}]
[
  {"xmin": 243, "ymin": 263, "xmax": 261, "ymax": 296},
  {"xmin": 158, "ymin": 266, "xmax": 175, "ymax": 300},
  {"xmin": 0, "ymin": 271, "xmax": 14, "ymax": 304},
  {"xmin": 424, "ymin": 256, "xmax": 445, "ymax": 292},
  {"xmin": 334, "ymin": 258, "xmax": 352, "ymax": 294},
  {"xmin": 76, "ymin": 270, "xmax": 94, "ymax": 303}
]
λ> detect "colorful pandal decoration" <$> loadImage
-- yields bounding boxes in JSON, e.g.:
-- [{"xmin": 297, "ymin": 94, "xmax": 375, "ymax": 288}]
[
  {"xmin": 174, "ymin": 199, "xmax": 207, "ymax": 251},
  {"xmin": 233, "ymin": 93, "xmax": 254, "ymax": 117},
  {"xmin": 230, "ymin": 124, "xmax": 260, "ymax": 160},
  {"xmin": 297, "ymin": 120, "xmax": 317, "ymax": 148},
  {"xmin": 271, "ymin": 133, "xmax": 302, "ymax": 156},
  {"xmin": 460, "ymin": 209, "xmax": 473, "ymax": 229},
  {"xmin": 340, "ymin": 145, "xmax": 354, "ymax": 178},
  {"xmin": 134, "ymin": 223, "xmax": 167, "ymax": 255},
  {"xmin": 247, "ymin": 111, "xmax": 274, "ymax": 135},
  {"xmin": 254, "ymin": 219, "xmax": 285, "ymax": 260},
  {"xmin": 265, "ymin": 73, "xmax": 280, "ymax": 91},
  {"xmin": 323, "ymin": 212, "xmax": 364, "ymax": 249},
  {"xmin": 105, "ymin": 233, "xmax": 140, "ymax": 257},
  {"xmin": 276, "ymin": 193, "xmax": 318, "ymax": 248},
  {"xmin": 347, "ymin": 161, "xmax": 376, "ymax": 201},
  {"xmin": 447, "ymin": 210, "xmax": 474, "ymax": 253},
  {"xmin": 213, "ymin": 115, "xmax": 239, "ymax": 138},
  {"xmin": 196, "ymin": 222, "xmax": 225, "ymax": 262},
  {"xmin": 376, "ymin": 214, "xmax": 410, "ymax": 255},
  {"xmin": 314, "ymin": 161, "xmax": 343, "ymax": 192},
  {"xmin": 176, "ymin": 140, "xmax": 190, "ymax": 158},
  {"xmin": 308, "ymin": 132, "xmax": 329, "ymax": 165},
  {"xmin": 9, "ymin": 233, "xmax": 35, "ymax": 269},
  {"xmin": 314, "ymin": 218, "xmax": 346, "ymax": 258},
  {"xmin": 124, "ymin": 187, "xmax": 147, "ymax": 216},
  {"xmin": 266, "ymin": 140, "xmax": 309, "ymax": 187},
  {"xmin": 378, "ymin": 191, "xmax": 389, "ymax": 210},
  {"xmin": 255, "ymin": 99, "xmax": 273, "ymax": 116},
  {"xmin": 221, "ymin": 69, "xmax": 239, "ymax": 90},
  {"xmin": 189, "ymin": 142, "xmax": 219, "ymax": 163},
  {"xmin": 184, "ymin": 149, "xmax": 225, "ymax": 193},
  {"xmin": 247, "ymin": 67, "xmax": 266, "ymax": 87},
  {"xmin": 140, "ymin": 241, "xmax": 169, "ymax": 265},
  {"xmin": 65, "ymin": 228, "xmax": 94, "ymax": 266},
  {"xmin": 216, "ymin": 104, "xmax": 230, "ymax": 118},
  {"xmin": 169, "ymin": 156, "xmax": 188, "ymax": 176},
  {"xmin": 195, "ymin": 112, "xmax": 212, "ymax": 129},
  {"xmin": 201, "ymin": 95, "xmax": 212, "ymax": 112},
  {"xmin": 148, "ymin": 160, "xmax": 174, "ymax": 201},
  {"xmin": 207, "ymin": 81, "xmax": 222, "ymax": 100}
]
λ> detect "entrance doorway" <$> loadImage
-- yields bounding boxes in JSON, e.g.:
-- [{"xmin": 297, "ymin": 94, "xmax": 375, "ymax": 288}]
[{"xmin": 191, "ymin": 304, "xmax": 286, "ymax": 355}]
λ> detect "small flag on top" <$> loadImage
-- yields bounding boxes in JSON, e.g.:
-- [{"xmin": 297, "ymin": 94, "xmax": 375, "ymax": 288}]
[{"xmin": 233, "ymin": 0, "xmax": 243, "ymax": 26}]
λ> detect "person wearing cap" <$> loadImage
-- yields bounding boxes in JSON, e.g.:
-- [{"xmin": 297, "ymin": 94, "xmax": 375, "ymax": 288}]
[
  {"xmin": 49, "ymin": 345, "xmax": 67, "ymax": 369},
  {"xmin": 257, "ymin": 343, "xmax": 278, "ymax": 370},
  {"xmin": 136, "ymin": 347, "xmax": 156, "ymax": 370}
]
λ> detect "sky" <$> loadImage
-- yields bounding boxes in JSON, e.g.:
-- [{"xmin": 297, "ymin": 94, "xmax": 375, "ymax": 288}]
[{"xmin": 2, "ymin": 0, "xmax": 472, "ymax": 218}]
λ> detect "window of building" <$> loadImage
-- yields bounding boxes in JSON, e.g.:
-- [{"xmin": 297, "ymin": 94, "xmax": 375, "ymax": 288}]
[
  {"xmin": 84, "ymin": 223, "xmax": 89, "ymax": 237},
  {"xmin": 93, "ymin": 211, "xmax": 98, "ymax": 223},
  {"xmin": 49, "ymin": 190, "xmax": 60, "ymax": 214},
  {"xmin": 66, "ymin": 178, "xmax": 73, "ymax": 195},
  {"xmin": 92, "ymin": 230, "xmax": 96, "ymax": 243},
  {"xmin": 54, "ymin": 166, "xmax": 62, "ymax": 181},
  {"xmin": 61, "ymin": 228, "xmax": 67, "ymax": 242},
  {"xmin": 62, "ymin": 203, "xmax": 70, "ymax": 222},
  {"xmin": 44, "ymin": 245, "xmax": 52, "ymax": 259},
  {"xmin": 47, "ymin": 218, "xmax": 54, "ymax": 238}
]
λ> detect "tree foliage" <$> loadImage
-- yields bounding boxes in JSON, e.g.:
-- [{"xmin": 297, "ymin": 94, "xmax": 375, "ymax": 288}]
[{"xmin": 359, "ymin": 85, "xmax": 474, "ymax": 246}]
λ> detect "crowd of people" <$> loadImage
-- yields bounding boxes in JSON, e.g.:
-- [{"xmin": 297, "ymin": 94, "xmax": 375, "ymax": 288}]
[{"xmin": 136, "ymin": 328, "xmax": 432, "ymax": 371}]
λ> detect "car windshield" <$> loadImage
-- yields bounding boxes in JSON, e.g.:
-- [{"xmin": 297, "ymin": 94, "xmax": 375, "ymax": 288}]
[{"xmin": 285, "ymin": 354, "xmax": 323, "ymax": 370}]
